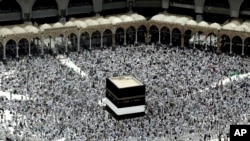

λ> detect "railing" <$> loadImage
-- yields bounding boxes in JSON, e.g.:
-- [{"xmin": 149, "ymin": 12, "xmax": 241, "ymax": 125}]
[
  {"xmin": 103, "ymin": 1, "xmax": 127, "ymax": 10},
  {"xmin": 205, "ymin": 1, "xmax": 230, "ymax": 8},
  {"xmin": 68, "ymin": 6, "xmax": 93, "ymax": 15},
  {"xmin": 68, "ymin": 2, "xmax": 92, "ymax": 7},
  {"xmin": 32, "ymin": 6, "xmax": 57, "ymax": 11},
  {"xmin": 0, "ymin": 9, "xmax": 20, "ymax": 13},
  {"xmin": 32, "ymin": 9, "xmax": 58, "ymax": 18},
  {"xmin": 103, "ymin": 0, "xmax": 126, "ymax": 3},
  {"xmin": 0, "ymin": 12, "xmax": 22, "ymax": 22},
  {"xmin": 135, "ymin": 0, "xmax": 162, "ymax": 8},
  {"xmin": 172, "ymin": 0, "xmax": 194, "ymax": 5}
]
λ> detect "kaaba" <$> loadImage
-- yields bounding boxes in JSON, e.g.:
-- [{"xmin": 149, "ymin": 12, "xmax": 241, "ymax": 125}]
[{"xmin": 104, "ymin": 75, "xmax": 146, "ymax": 120}]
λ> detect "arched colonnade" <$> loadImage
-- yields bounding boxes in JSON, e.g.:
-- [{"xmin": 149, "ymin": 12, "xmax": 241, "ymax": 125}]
[{"xmin": 1, "ymin": 19, "xmax": 250, "ymax": 60}]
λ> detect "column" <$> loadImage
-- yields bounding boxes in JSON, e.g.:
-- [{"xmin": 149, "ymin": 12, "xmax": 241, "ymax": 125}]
[
  {"xmin": 158, "ymin": 31, "xmax": 161, "ymax": 44},
  {"xmin": 49, "ymin": 37, "xmax": 52, "ymax": 48},
  {"xmin": 73, "ymin": 35, "xmax": 76, "ymax": 47},
  {"xmin": 228, "ymin": 0, "xmax": 244, "ymax": 18},
  {"xmin": 216, "ymin": 40, "xmax": 221, "ymax": 53},
  {"xmin": 3, "ymin": 43, "xmax": 6, "ymax": 60},
  {"xmin": 53, "ymin": 38, "xmax": 56, "ymax": 54},
  {"xmin": 41, "ymin": 38, "xmax": 44, "ymax": 56},
  {"xmin": 230, "ymin": 39, "xmax": 233, "ymax": 54},
  {"xmin": 196, "ymin": 14, "xmax": 203, "ymax": 22},
  {"xmin": 124, "ymin": 31, "xmax": 126, "ymax": 46},
  {"xmin": 61, "ymin": 37, "xmax": 63, "ymax": 44},
  {"xmin": 135, "ymin": 31, "xmax": 138, "ymax": 45},
  {"xmin": 65, "ymin": 38, "xmax": 68, "ymax": 53},
  {"xmin": 193, "ymin": 34, "xmax": 196, "ymax": 48},
  {"xmin": 101, "ymin": 33, "xmax": 103, "ymax": 48},
  {"xmin": 128, "ymin": 0, "xmax": 133, "ymax": 12},
  {"xmin": 16, "ymin": 44, "xmax": 19, "ymax": 58},
  {"xmin": 242, "ymin": 42, "xmax": 245, "ymax": 56},
  {"xmin": 210, "ymin": 35, "xmax": 212, "ymax": 46},
  {"xmin": 181, "ymin": 34, "xmax": 184, "ymax": 47},
  {"xmin": 170, "ymin": 31, "xmax": 172, "ymax": 46},
  {"xmin": 216, "ymin": 31, "xmax": 221, "ymax": 53},
  {"xmin": 112, "ymin": 33, "xmax": 115, "ymax": 48},
  {"xmin": 89, "ymin": 36, "xmax": 92, "ymax": 49},
  {"xmin": 198, "ymin": 34, "xmax": 201, "ymax": 45},
  {"xmin": 77, "ymin": 34, "xmax": 80, "ymax": 52},
  {"xmin": 28, "ymin": 42, "xmax": 31, "ymax": 56}
]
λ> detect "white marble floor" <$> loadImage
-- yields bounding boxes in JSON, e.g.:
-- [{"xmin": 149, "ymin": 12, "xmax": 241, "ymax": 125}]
[{"xmin": 1, "ymin": 55, "xmax": 249, "ymax": 141}]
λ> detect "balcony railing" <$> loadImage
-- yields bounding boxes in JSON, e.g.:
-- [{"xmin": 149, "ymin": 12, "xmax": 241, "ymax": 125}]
[{"xmin": 0, "ymin": 12, "xmax": 22, "ymax": 21}]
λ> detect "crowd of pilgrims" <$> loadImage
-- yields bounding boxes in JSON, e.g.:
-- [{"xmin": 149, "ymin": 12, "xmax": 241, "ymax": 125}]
[{"xmin": 0, "ymin": 45, "xmax": 249, "ymax": 141}]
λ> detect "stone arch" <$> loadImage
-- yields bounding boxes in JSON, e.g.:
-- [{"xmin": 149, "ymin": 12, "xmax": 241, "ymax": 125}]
[
  {"xmin": 232, "ymin": 36, "xmax": 243, "ymax": 55},
  {"xmin": 18, "ymin": 38, "xmax": 29, "ymax": 57},
  {"xmin": 91, "ymin": 30, "xmax": 101, "ymax": 49},
  {"xmin": 80, "ymin": 31, "xmax": 91, "ymax": 37},
  {"xmin": 184, "ymin": 30, "xmax": 192, "ymax": 47},
  {"xmin": 206, "ymin": 32, "xmax": 217, "ymax": 52},
  {"xmin": 149, "ymin": 25, "xmax": 159, "ymax": 44},
  {"xmin": 43, "ymin": 35, "xmax": 54, "ymax": 55},
  {"xmin": 17, "ymin": 37, "xmax": 30, "ymax": 44},
  {"xmin": 103, "ymin": 0, "xmax": 126, "ymax": 4},
  {"xmin": 115, "ymin": 26, "xmax": 125, "ymax": 32},
  {"xmin": 220, "ymin": 34, "xmax": 231, "ymax": 54},
  {"xmin": 54, "ymin": 34, "xmax": 65, "ymax": 54},
  {"xmin": 125, "ymin": 25, "xmax": 136, "ymax": 32},
  {"xmin": 32, "ymin": 0, "xmax": 58, "ymax": 10},
  {"xmin": 103, "ymin": 29, "xmax": 112, "ymax": 47},
  {"xmin": 0, "ymin": 0, "xmax": 22, "ymax": 13},
  {"xmin": 170, "ymin": 0, "xmax": 194, "ymax": 5},
  {"xmin": 43, "ymin": 33, "xmax": 54, "ymax": 40},
  {"xmin": 160, "ymin": 26, "xmax": 170, "ymax": 45},
  {"xmin": 206, "ymin": 32, "xmax": 217, "ymax": 38},
  {"xmin": 126, "ymin": 26, "xmax": 136, "ymax": 45},
  {"xmin": 67, "ymin": 33, "xmax": 78, "ymax": 52},
  {"xmin": 204, "ymin": 0, "xmax": 230, "ymax": 8},
  {"xmin": 68, "ymin": 0, "xmax": 93, "ymax": 7},
  {"xmin": 172, "ymin": 26, "xmax": 183, "ymax": 34},
  {"xmin": 244, "ymin": 37, "xmax": 250, "ymax": 56},
  {"xmin": 136, "ymin": 24, "xmax": 147, "ymax": 31},
  {"xmin": 192, "ymin": 30, "xmax": 205, "ymax": 36},
  {"xmin": 66, "ymin": 31, "xmax": 78, "ymax": 38},
  {"xmin": 32, "ymin": 0, "xmax": 58, "ymax": 21},
  {"xmin": 54, "ymin": 33, "xmax": 66, "ymax": 39},
  {"xmin": 137, "ymin": 25, "xmax": 147, "ymax": 44},
  {"xmin": 115, "ymin": 27, "xmax": 125, "ymax": 46},
  {"xmin": 240, "ymin": 0, "xmax": 250, "ymax": 11},
  {"xmin": 172, "ymin": 28, "xmax": 182, "ymax": 47},
  {"xmin": 192, "ymin": 31, "xmax": 206, "ymax": 49},
  {"xmin": 6, "ymin": 39, "xmax": 17, "ymax": 58},
  {"xmin": 30, "ymin": 37, "xmax": 42, "ymax": 56},
  {"xmin": 80, "ymin": 32, "xmax": 90, "ymax": 50}
]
